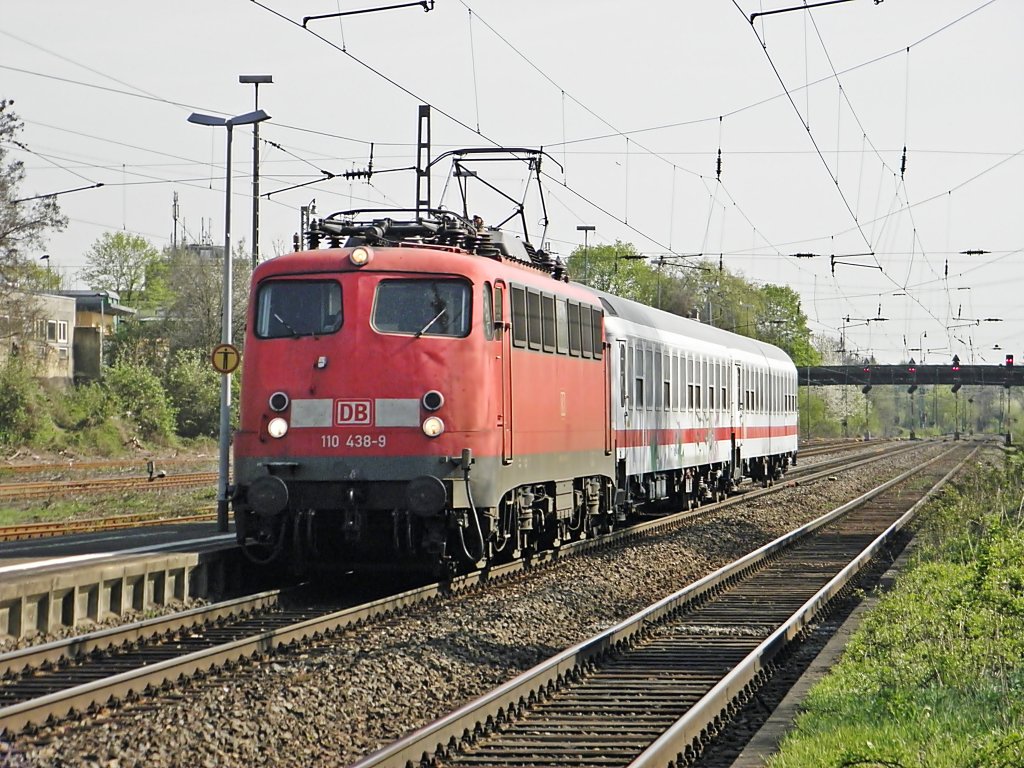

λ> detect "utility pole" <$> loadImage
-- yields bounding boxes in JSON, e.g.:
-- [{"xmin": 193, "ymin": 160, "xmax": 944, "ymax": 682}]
[{"xmin": 239, "ymin": 75, "xmax": 273, "ymax": 268}]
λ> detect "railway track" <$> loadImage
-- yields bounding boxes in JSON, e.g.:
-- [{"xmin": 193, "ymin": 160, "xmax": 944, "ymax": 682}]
[
  {"xmin": 0, "ymin": 509, "xmax": 218, "ymax": 541},
  {"xmin": 0, "ymin": 457, "xmax": 214, "ymax": 477},
  {"xmin": 0, "ymin": 471, "xmax": 218, "ymax": 502},
  {"xmin": 348, "ymin": 443, "xmax": 974, "ymax": 768},
  {"xmin": 0, "ymin": 439, "xmax": 903, "ymax": 544},
  {"xmin": 0, "ymin": 439, "xmax": 937, "ymax": 738}
]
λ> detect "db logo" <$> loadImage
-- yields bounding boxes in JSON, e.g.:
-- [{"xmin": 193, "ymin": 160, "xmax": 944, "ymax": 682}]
[{"xmin": 336, "ymin": 400, "xmax": 372, "ymax": 425}]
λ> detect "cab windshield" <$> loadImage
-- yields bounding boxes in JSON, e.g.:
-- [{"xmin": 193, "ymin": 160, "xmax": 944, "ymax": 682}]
[
  {"xmin": 255, "ymin": 280, "xmax": 342, "ymax": 338},
  {"xmin": 372, "ymin": 279, "xmax": 471, "ymax": 337}
]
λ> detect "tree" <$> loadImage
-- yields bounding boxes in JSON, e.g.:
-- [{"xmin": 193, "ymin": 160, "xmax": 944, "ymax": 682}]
[
  {"xmin": 80, "ymin": 231, "xmax": 159, "ymax": 306},
  {"xmin": 0, "ymin": 98, "xmax": 68, "ymax": 359},
  {"xmin": 566, "ymin": 240, "xmax": 660, "ymax": 305},
  {"xmin": 755, "ymin": 284, "xmax": 821, "ymax": 367}
]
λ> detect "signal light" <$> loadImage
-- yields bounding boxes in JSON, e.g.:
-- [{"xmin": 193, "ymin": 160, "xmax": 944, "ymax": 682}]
[
  {"xmin": 952, "ymin": 354, "xmax": 960, "ymax": 372},
  {"xmin": 1007, "ymin": 354, "xmax": 1014, "ymax": 367}
]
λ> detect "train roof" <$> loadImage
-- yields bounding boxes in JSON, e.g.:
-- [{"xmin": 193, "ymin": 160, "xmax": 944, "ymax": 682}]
[{"xmin": 590, "ymin": 287, "xmax": 794, "ymax": 367}]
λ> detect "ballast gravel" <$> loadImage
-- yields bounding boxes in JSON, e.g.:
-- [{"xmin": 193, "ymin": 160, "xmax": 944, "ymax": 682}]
[{"xmin": 3, "ymin": 443, "xmax": 967, "ymax": 767}]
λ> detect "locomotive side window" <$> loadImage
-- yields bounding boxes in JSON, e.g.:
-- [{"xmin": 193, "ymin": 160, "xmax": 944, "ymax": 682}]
[
  {"xmin": 372, "ymin": 279, "xmax": 471, "ymax": 337},
  {"xmin": 483, "ymin": 283, "xmax": 494, "ymax": 341},
  {"xmin": 591, "ymin": 307, "xmax": 604, "ymax": 360},
  {"xmin": 494, "ymin": 283, "xmax": 505, "ymax": 338},
  {"xmin": 510, "ymin": 286, "xmax": 527, "ymax": 347},
  {"xmin": 541, "ymin": 294, "xmax": 556, "ymax": 352},
  {"xmin": 256, "ymin": 280, "xmax": 342, "ymax": 338},
  {"xmin": 581, "ymin": 308, "xmax": 593, "ymax": 358},
  {"xmin": 526, "ymin": 289, "xmax": 542, "ymax": 350},
  {"xmin": 555, "ymin": 299, "xmax": 569, "ymax": 354},
  {"xmin": 568, "ymin": 301, "xmax": 582, "ymax": 356}
]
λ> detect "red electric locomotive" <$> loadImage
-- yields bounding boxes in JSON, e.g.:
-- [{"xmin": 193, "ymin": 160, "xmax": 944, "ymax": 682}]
[
  {"xmin": 233, "ymin": 210, "xmax": 617, "ymax": 571},
  {"xmin": 233, "ymin": 142, "xmax": 798, "ymax": 573}
]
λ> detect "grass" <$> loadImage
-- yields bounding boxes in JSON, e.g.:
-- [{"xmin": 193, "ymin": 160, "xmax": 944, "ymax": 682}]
[{"xmin": 769, "ymin": 449, "xmax": 1024, "ymax": 768}]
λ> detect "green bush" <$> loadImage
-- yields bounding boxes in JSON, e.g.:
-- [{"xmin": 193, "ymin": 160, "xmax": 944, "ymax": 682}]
[
  {"xmin": 105, "ymin": 359, "xmax": 177, "ymax": 441},
  {"xmin": 0, "ymin": 359, "xmax": 52, "ymax": 446},
  {"xmin": 52, "ymin": 381, "xmax": 117, "ymax": 430},
  {"xmin": 163, "ymin": 349, "xmax": 223, "ymax": 438}
]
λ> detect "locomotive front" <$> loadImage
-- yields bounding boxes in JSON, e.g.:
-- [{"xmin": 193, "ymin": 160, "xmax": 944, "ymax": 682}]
[{"xmin": 232, "ymin": 243, "xmax": 500, "ymax": 571}]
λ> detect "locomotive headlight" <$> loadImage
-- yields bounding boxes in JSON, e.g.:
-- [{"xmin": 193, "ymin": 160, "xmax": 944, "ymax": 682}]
[
  {"xmin": 268, "ymin": 391, "xmax": 290, "ymax": 412},
  {"xmin": 421, "ymin": 416, "xmax": 445, "ymax": 438},
  {"xmin": 349, "ymin": 245, "xmax": 373, "ymax": 266},
  {"xmin": 267, "ymin": 417, "xmax": 289, "ymax": 439},
  {"xmin": 422, "ymin": 390, "xmax": 444, "ymax": 411}
]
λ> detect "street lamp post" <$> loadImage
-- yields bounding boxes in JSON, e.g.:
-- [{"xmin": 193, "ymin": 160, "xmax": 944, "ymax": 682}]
[
  {"xmin": 576, "ymin": 225, "xmax": 594, "ymax": 283},
  {"xmin": 239, "ymin": 75, "xmax": 273, "ymax": 268},
  {"xmin": 188, "ymin": 108, "xmax": 271, "ymax": 532}
]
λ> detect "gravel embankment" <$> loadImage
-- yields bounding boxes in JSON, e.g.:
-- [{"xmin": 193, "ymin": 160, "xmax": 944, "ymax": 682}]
[{"xmin": 3, "ymin": 443, "xmax": 983, "ymax": 767}]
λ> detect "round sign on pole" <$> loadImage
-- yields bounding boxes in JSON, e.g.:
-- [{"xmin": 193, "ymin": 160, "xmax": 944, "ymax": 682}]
[{"xmin": 211, "ymin": 343, "xmax": 240, "ymax": 374}]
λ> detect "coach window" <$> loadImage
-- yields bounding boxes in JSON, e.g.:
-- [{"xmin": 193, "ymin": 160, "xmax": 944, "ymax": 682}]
[
  {"xmin": 581, "ymin": 305, "xmax": 593, "ymax": 358},
  {"xmin": 510, "ymin": 286, "xmax": 527, "ymax": 347},
  {"xmin": 653, "ymin": 349, "xmax": 663, "ymax": 409},
  {"xmin": 693, "ymin": 356, "xmax": 700, "ymax": 410},
  {"xmin": 257, "ymin": 279, "xmax": 344, "ymax": 338},
  {"xmin": 634, "ymin": 346, "xmax": 645, "ymax": 408},
  {"xmin": 645, "ymin": 348, "xmax": 655, "ymax": 410},
  {"xmin": 670, "ymin": 353, "xmax": 678, "ymax": 410},
  {"xmin": 568, "ymin": 301, "xmax": 582, "ymax": 356},
  {"xmin": 619, "ymin": 343, "xmax": 628, "ymax": 407},
  {"xmin": 591, "ymin": 307, "xmax": 604, "ymax": 360},
  {"xmin": 555, "ymin": 298, "xmax": 569, "ymax": 354},
  {"xmin": 662, "ymin": 352, "xmax": 671, "ymax": 411},
  {"xmin": 666, "ymin": 353, "xmax": 674, "ymax": 410},
  {"xmin": 541, "ymin": 293, "xmax": 556, "ymax": 352},
  {"xmin": 686, "ymin": 355, "xmax": 694, "ymax": 410},
  {"xmin": 481, "ymin": 282, "xmax": 493, "ymax": 339}
]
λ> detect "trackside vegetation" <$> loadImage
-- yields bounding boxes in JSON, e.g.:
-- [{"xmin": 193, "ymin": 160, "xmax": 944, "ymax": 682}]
[{"xmin": 769, "ymin": 449, "xmax": 1024, "ymax": 768}]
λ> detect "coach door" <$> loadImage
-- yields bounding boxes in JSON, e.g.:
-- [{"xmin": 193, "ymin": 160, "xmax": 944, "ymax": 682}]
[
  {"xmin": 496, "ymin": 281, "xmax": 513, "ymax": 463},
  {"xmin": 731, "ymin": 362, "xmax": 743, "ymax": 479}
]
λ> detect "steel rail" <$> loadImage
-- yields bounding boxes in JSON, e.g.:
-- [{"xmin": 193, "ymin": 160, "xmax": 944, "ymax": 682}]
[{"xmin": 346, "ymin": 444, "xmax": 973, "ymax": 768}]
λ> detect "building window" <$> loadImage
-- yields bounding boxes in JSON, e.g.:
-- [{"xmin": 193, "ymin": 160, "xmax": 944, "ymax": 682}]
[{"xmin": 58, "ymin": 321, "xmax": 68, "ymax": 343}]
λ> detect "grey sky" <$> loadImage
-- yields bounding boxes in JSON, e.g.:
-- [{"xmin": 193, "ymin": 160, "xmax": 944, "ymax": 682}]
[{"xmin": 3, "ymin": 0, "xmax": 1021, "ymax": 363}]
